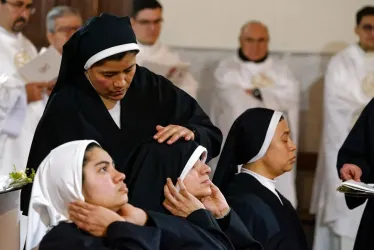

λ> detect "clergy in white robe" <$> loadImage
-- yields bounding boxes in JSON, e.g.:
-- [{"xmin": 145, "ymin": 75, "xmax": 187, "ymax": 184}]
[
  {"xmin": 0, "ymin": 1, "xmax": 49, "ymax": 249},
  {"xmin": 311, "ymin": 6, "xmax": 374, "ymax": 250},
  {"xmin": 45, "ymin": 6, "xmax": 82, "ymax": 55},
  {"xmin": 210, "ymin": 21, "xmax": 300, "ymax": 208},
  {"xmin": 130, "ymin": 0, "xmax": 199, "ymax": 98}
]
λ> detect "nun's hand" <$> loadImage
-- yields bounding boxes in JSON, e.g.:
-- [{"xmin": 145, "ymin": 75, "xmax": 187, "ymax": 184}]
[
  {"xmin": 163, "ymin": 178, "xmax": 205, "ymax": 217},
  {"xmin": 154, "ymin": 125, "xmax": 195, "ymax": 144},
  {"xmin": 119, "ymin": 203, "xmax": 148, "ymax": 226},
  {"xmin": 68, "ymin": 201, "xmax": 125, "ymax": 237},
  {"xmin": 201, "ymin": 183, "xmax": 230, "ymax": 219}
]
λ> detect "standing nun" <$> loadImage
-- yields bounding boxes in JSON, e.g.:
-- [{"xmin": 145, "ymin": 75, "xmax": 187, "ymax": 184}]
[
  {"xmin": 213, "ymin": 108, "xmax": 308, "ymax": 250},
  {"xmin": 20, "ymin": 13, "xmax": 222, "ymax": 215}
]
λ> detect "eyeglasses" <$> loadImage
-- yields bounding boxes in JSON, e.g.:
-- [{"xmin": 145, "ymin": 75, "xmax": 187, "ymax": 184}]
[
  {"xmin": 361, "ymin": 24, "xmax": 374, "ymax": 33},
  {"xmin": 55, "ymin": 26, "xmax": 81, "ymax": 35},
  {"xmin": 4, "ymin": 0, "xmax": 36, "ymax": 15},
  {"xmin": 135, "ymin": 18, "xmax": 163, "ymax": 26}
]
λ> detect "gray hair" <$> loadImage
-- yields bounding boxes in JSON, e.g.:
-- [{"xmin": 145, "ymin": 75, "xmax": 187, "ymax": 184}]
[{"xmin": 46, "ymin": 6, "xmax": 81, "ymax": 33}]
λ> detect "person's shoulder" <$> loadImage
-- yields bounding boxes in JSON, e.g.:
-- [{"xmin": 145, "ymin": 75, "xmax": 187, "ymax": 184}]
[
  {"xmin": 40, "ymin": 223, "xmax": 78, "ymax": 244},
  {"xmin": 269, "ymin": 57, "xmax": 295, "ymax": 76},
  {"xmin": 133, "ymin": 65, "xmax": 183, "ymax": 94},
  {"xmin": 217, "ymin": 54, "xmax": 239, "ymax": 70},
  {"xmin": 20, "ymin": 33, "xmax": 38, "ymax": 54},
  {"xmin": 328, "ymin": 44, "xmax": 357, "ymax": 68},
  {"xmin": 45, "ymin": 85, "xmax": 78, "ymax": 113},
  {"xmin": 39, "ymin": 222, "xmax": 94, "ymax": 250}
]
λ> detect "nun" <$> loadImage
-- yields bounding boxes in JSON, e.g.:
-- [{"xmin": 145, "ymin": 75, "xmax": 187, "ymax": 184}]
[
  {"xmin": 213, "ymin": 108, "xmax": 308, "ymax": 250},
  {"xmin": 125, "ymin": 139, "xmax": 262, "ymax": 250},
  {"xmin": 27, "ymin": 140, "xmax": 233, "ymax": 250},
  {"xmin": 21, "ymin": 13, "xmax": 222, "ymax": 215}
]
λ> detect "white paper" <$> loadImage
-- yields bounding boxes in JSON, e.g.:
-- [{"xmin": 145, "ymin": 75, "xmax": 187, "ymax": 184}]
[
  {"xmin": 142, "ymin": 60, "xmax": 190, "ymax": 85},
  {"xmin": 338, "ymin": 179, "xmax": 374, "ymax": 194},
  {"xmin": 18, "ymin": 47, "xmax": 62, "ymax": 83}
]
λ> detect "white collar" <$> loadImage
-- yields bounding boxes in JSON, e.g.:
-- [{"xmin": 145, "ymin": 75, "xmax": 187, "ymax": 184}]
[{"xmin": 240, "ymin": 168, "xmax": 283, "ymax": 204}]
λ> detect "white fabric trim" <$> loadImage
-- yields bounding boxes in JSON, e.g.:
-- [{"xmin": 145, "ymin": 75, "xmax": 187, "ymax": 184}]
[
  {"xmin": 26, "ymin": 140, "xmax": 99, "ymax": 250},
  {"xmin": 176, "ymin": 145, "xmax": 207, "ymax": 191},
  {"xmin": 249, "ymin": 111, "xmax": 283, "ymax": 163},
  {"xmin": 108, "ymin": 101, "xmax": 121, "ymax": 128},
  {"xmin": 240, "ymin": 168, "xmax": 283, "ymax": 204},
  {"xmin": 84, "ymin": 43, "xmax": 139, "ymax": 69}
]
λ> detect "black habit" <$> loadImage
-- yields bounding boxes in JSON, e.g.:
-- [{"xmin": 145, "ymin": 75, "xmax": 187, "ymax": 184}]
[
  {"xmin": 125, "ymin": 139, "xmax": 262, "ymax": 250},
  {"xmin": 20, "ymin": 14, "xmax": 222, "ymax": 214},
  {"xmin": 337, "ymin": 98, "xmax": 374, "ymax": 250},
  {"xmin": 39, "ymin": 209, "xmax": 234, "ymax": 250},
  {"xmin": 213, "ymin": 108, "xmax": 309, "ymax": 250}
]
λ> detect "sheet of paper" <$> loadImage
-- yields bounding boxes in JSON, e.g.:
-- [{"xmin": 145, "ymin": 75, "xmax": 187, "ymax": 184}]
[
  {"xmin": 337, "ymin": 179, "xmax": 374, "ymax": 194},
  {"xmin": 18, "ymin": 46, "xmax": 62, "ymax": 82},
  {"xmin": 142, "ymin": 60, "xmax": 190, "ymax": 85}
]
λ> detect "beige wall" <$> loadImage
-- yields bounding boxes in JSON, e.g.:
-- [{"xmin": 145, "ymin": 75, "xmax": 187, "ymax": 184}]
[
  {"xmin": 172, "ymin": 48, "xmax": 330, "ymax": 153},
  {"xmin": 159, "ymin": 0, "xmax": 371, "ymax": 53}
]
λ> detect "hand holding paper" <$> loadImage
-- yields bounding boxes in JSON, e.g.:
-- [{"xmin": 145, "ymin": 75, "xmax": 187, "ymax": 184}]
[
  {"xmin": 18, "ymin": 47, "xmax": 61, "ymax": 83},
  {"xmin": 340, "ymin": 163, "xmax": 362, "ymax": 182}
]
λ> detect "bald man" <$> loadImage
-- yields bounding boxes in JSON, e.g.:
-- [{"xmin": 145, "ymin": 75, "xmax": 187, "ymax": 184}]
[{"xmin": 210, "ymin": 21, "xmax": 300, "ymax": 208}]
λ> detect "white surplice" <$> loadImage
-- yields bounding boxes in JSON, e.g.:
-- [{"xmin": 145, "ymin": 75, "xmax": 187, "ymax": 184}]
[
  {"xmin": 210, "ymin": 54, "xmax": 300, "ymax": 208},
  {"xmin": 136, "ymin": 42, "xmax": 199, "ymax": 98},
  {"xmin": 0, "ymin": 26, "xmax": 45, "ymax": 250},
  {"xmin": 310, "ymin": 44, "xmax": 374, "ymax": 250}
]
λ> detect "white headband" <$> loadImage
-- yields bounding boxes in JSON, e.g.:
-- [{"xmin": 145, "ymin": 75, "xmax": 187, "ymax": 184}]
[
  {"xmin": 84, "ymin": 43, "xmax": 139, "ymax": 70},
  {"xmin": 176, "ymin": 145, "xmax": 208, "ymax": 191},
  {"xmin": 248, "ymin": 111, "xmax": 283, "ymax": 163}
]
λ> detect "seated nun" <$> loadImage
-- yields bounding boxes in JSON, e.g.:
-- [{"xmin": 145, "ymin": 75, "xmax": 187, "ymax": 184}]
[
  {"xmin": 213, "ymin": 108, "xmax": 308, "ymax": 250},
  {"xmin": 21, "ymin": 13, "xmax": 222, "ymax": 215},
  {"xmin": 125, "ymin": 139, "xmax": 262, "ymax": 250},
  {"xmin": 26, "ymin": 140, "xmax": 232, "ymax": 250}
]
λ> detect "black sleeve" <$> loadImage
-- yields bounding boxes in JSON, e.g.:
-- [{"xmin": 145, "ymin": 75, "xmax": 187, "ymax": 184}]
[
  {"xmin": 265, "ymin": 233, "xmax": 303, "ymax": 250},
  {"xmin": 105, "ymin": 221, "xmax": 161, "ymax": 249},
  {"xmin": 337, "ymin": 98, "xmax": 374, "ymax": 209},
  {"xmin": 39, "ymin": 222, "xmax": 161, "ymax": 250},
  {"xmin": 21, "ymin": 92, "xmax": 93, "ymax": 215},
  {"xmin": 158, "ymin": 74, "xmax": 223, "ymax": 161},
  {"xmin": 147, "ymin": 210, "xmax": 233, "ymax": 250},
  {"xmin": 227, "ymin": 197, "xmax": 273, "ymax": 248},
  {"xmin": 216, "ymin": 209, "xmax": 263, "ymax": 250},
  {"xmin": 186, "ymin": 209, "xmax": 235, "ymax": 250}
]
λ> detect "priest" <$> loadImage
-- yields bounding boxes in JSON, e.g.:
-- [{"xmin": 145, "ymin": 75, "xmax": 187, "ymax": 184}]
[
  {"xmin": 210, "ymin": 20, "xmax": 300, "ymax": 208},
  {"xmin": 130, "ymin": 0, "xmax": 199, "ymax": 98}
]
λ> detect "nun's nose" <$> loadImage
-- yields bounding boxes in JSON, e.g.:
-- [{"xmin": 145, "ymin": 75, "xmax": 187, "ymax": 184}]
[
  {"xmin": 203, "ymin": 164, "xmax": 211, "ymax": 174},
  {"xmin": 113, "ymin": 169, "xmax": 126, "ymax": 183},
  {"xmin": 113, "ymin": 74, "xmax": 127, "ymax": 88}
]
